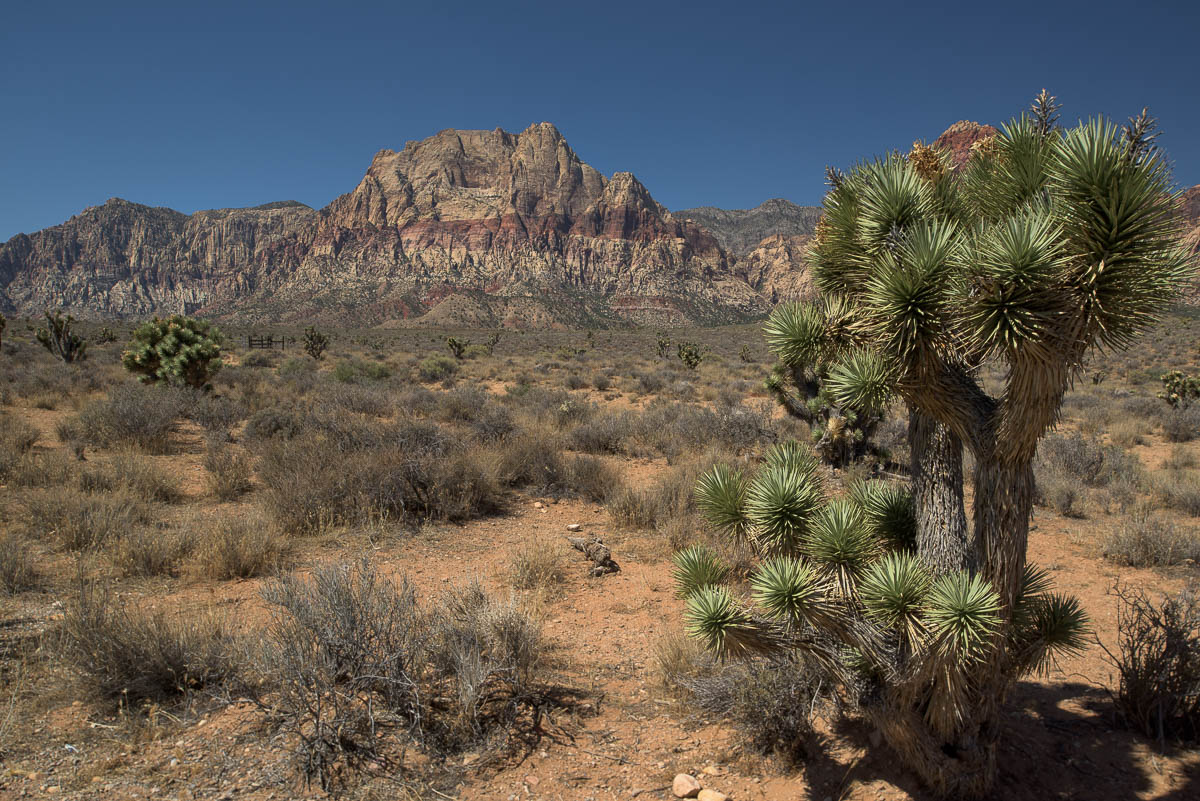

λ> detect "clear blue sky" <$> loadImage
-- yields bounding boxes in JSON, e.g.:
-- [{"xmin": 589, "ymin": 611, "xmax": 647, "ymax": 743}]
[{"xmin": 2, "ymin": 0, "xmax": 1197, "ymax": 241}]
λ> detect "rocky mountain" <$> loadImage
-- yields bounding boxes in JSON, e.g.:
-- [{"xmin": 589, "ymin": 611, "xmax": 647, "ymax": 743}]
[
  {"xmin": 673, "ymin": 199, "xmax": 821, "ymax": 258},
  {"xmin": 4, "ymin": 120, "xmax": 1191, "ymax": 327},
  {"xmin": 0, "ymin": 124, "xmax": 765, "ymax": 327}
]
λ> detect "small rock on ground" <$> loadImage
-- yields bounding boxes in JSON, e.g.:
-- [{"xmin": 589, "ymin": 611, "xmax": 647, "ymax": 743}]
[{"xmin": 673, "ymin": 773, "xmax": 702, "ymax": 798}]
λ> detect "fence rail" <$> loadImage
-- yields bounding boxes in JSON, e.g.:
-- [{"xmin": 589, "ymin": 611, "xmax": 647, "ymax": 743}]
[{"xmin": 247, "ymin": 335, "xmax": 286, "ymax": 350}]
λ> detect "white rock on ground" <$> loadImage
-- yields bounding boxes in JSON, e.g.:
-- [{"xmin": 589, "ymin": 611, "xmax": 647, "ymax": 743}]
[
  {"xmin": 672, "ymin": 773, "xmax": 702, "ymax": 798},
  {"xmin": 697, "ymin": 790, "xmax": 728, "ymax": 801}
]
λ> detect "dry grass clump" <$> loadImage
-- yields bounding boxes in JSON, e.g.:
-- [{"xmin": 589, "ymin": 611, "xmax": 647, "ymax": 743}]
[
  {"xmin": 60, "ymin": 584, "xmax": 239, "ymax": 706},
  {"xmin": 1034, "ymin": 432, "xmax": 1142, "ymax": 516},
  {"xmin": 1100, "ymin": 583, "xmax": 1200, "ymax": 743},
  {"xmin": 111, "ymin": 528, "xmax": 194, "ymax": 578},
  {"xmin": 257, "ymin": 429, "xmax": 501, "ymax": 535},
  {"xmin": 1152, "ymin": 470, "xmax": 1200, "ymax": 517},
  {"xmin": 190, "ymin": 516, "xmax": 288, "ymax": 580},
  {"xmin": 0, "ymin": 534, "xmax": 40, "ymax": 594},
  {"xmin": 25, "ymin": 488, "xmax": 152, "ymax": 551},
  {"xmin": 1102, "ymin": 507, "xmax": 1200, "ymax": 567},
  {"xmin": 76, "ymin": 382, "xmax": 183, "ymax": 453},
  {"xmin": 676, "ymin": 657, "xmax": 825, "ymax": 765},
  {"xmin": 80, "ymin": 450, "xmax": 182, "ymax": 503},
  {"xmin": 203, "ymin": 444, "xmax": 254, "ymax": 500},
  {"xmin": 1162, "ymin": 407, "xmax": 1200, "ymax": 444},
  {"xmin": 0, "ymin": 412, "xmax": 39, "ymax": 480},
  {"xmin": 565, "ymin": 454, "xmax": 623, "ymax": 503},
  {"xmin": 508, "ymin": 535, "xmax": 566, "ymax": 591},
  {"xmin": 259, "ymin": 562, "xmax": 546, "ymax": 789}
]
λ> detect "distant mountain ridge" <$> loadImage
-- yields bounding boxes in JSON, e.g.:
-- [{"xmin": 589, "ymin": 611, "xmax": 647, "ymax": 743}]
[
  {"xmin": 3, "ymin": 119, "xmax": 1192, "ymax": 326},
  {"xmin": 673, "ymin": 199, "xmax": 822, "ymax": 257}
]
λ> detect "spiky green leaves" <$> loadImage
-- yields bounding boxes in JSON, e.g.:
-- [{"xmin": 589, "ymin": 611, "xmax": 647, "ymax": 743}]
[
  {"xmin": 672, "ymin": 545, "xmax": 729, "ymax": 599},
  {"xmin": 849, "ymin": 481, "xmax": 917, "ymax": 551},
  {"xmin": 750, "ymin": 557, "xmax": 837, "ymax": 630},
  {"xmin": 802, "ymin": 499, "xmax": 879, "ymax": 594},
  {"xmin": 857, "ymin": 156, "xmax": 933, "ymax": 254},
  {"xmin": 964, "ymin": 208, "xmax": 1066, "ymax": 358},
  {"xmin": 694, "ymin": 465, "xmax": 748, "ymax": 544},
  {"xmin": 744, "ymin": 462, "xmax": 824, "ymax": 556},
  {"xmin": 924, "ymin": 573, "xmax": 1002, "ymax": 665},
  {"xmin": 827, "ymin": 349, "xmax": 895, "ymax": 419},
  {"xmin": 123, "ymin": 315, "xmax": 224, "ymax": 391},
  {"xmin": 1051, "ymin": 117, "xmax": 1189, "ymax": 352},
  {"xmin": 1010, "ymin": 564, "xmax": 1090, "ymax": 674},
  {"xmin": 684, "ymin": 586, "xmax": 780, "ymax": 658},
  {"xmin": 764, "ymin": 302, "xmax": 828, "ymax": 369},
  {"xmin": 859, "ymin": 552, "xmax": 930, "ymax": 643}
]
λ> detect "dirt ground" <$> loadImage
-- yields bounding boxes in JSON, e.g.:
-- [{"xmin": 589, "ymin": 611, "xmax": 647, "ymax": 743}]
[{"xmin": 1, "ymin": 328, "xmax": 1199, "ymax": 801}]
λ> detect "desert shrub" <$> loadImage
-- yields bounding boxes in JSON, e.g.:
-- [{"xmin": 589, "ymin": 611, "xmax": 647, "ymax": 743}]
[
  {"xmin": 243, "ymin": 405, "xmax": 306, "ymax": 441},
  {"xmin": 593, "ymin": 373, "xmax": 612, "ymax": 392},
  {"xmin": 77, "ymin": 383, "xmax": 184, "ymax": 453},
  {"xmin": 607, "ymin": 463, "xmax": 697, "ymax": 530},
  {"xmin": 0, "ymin": 534, "xmax": 39, "ymax": 594},
  {"xmin": 633, "ymin": 370, "xmax": 666, "ymax": 395},
  {"xmin": 568, "ymin": 410, "xmax": 633, "ymax": 454},
  {"xmin": 0, "ymin": 412, "xmax": 39, "ymax": 480},
  {"xmin": 564, "ymin": 372, "xmax": 589, "ymax": 390},
  {"xmin": 241, "ymin": 351, "xmax": 278, "ymax": 368},
  {"xmin": 653, "ymin": 629, "xmax": 714, "ymax": 688},
  {"xmin": 1100, "ymin": 583, "xmax": 1200, "ymax": 742},
  {"xmin": 1110, "ymin": 418, "xmax": 1149, "ymax": 448},
  {"xmin": 203, "ymin": 445, "xmax": 254, "ymax": 500},
  {"xmin": 1164, "ymin": 445, "xmax": 1200, "ymax": 471},
  {"xmin": 191, "ymin": 516, "xmax": 287, "ymax": 579},
  {"xmin": 6, "ymin": 448, "xmax": 76, "ymax": 489},
  {"xmin": 565, "ymin": 454, "xmax": 623, "ymax": 503},
  {"xmin": 260, "ymin": 563, "xmax": 544, "ymax": 788},
  {"xmin": 332, "ymin": 358, "xmax": 390, "ymax": 383},
  {"xmin": 111, "ymin": 528, "xmax": 193, "ymax": 578},
  {"xmin": 1036, "ymin": 432, "xmax": 1141, "ymax": 489},
  {"xmin": 1121, "ymin": 395, "xmax": 1163, "ymax": 419},
  {"xmin": 418, "ymin": 355, "xmax": 458, "ymax": 382},
  {"xmin": 424, "ymin": 582, "xmax": 543, "ymax": 750},
  {"xmin": 316, "ymin": 383, "xmax": 392, "ymax": 418},
  {"xmin": 1035, "ymin": 472, "xmax": 1084, "ymax": 517},
  {"xmin": 1102, "ymin": 508, "xmax": 1200, "ymax": 567},
  {"xmin": 26, "ymin": 489, "xmax": 151, "ymax": 551},
  {"xmin": 678, "ymin": 658, "xmax": 823, "ymax": 764},
  {"xmin": 508, "ymin": 536, "xmax": 566, "ymax": 590},
  {"xmin": 79, "ymin": 450, "xmax": 182, "ymax": 503},
  {"xmin": 61, "ymin": 584, "xmax": 237, "ymax": 705},
  {"xmin": 258, "ymin": 436, "xmax": 499, "ymax": 535},
  {"xmin": 183, "ymin": 390, "xmax": 248, "ymax": 437},
  {"xmin": 1153, "ymin": 471, "xmax": 1200, "ymax": 516},
  {"xmin": 1163, "ymin": 407, "xmax": 1200, "ymax": 443},
  {"xmin": 495, "ymin": 431, "xmax": 569, "ymax": 495},
  {"xmin": 277, "ymin": 356, "xmax": 316, "ymax": 379}
]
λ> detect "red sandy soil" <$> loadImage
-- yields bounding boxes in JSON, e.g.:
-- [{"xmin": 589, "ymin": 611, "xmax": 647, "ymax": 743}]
[{"xmin": 0, "ymin": 416, "xmax": 1198, "ymax": 800}]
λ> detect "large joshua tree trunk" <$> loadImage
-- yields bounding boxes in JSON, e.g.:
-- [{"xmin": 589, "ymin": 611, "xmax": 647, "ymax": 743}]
[{"xmin": 909, "ymin": 409, "xmax": 970, "ymax": 575}]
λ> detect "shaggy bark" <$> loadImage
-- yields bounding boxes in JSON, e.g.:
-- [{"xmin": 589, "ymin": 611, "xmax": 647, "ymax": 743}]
[{"xmin": 909, "ymin": 409, "xmax": 970, "ymax": 576}]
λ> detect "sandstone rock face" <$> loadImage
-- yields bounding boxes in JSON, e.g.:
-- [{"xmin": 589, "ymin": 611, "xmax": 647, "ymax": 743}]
[
  {"xmin": 738, "ymin": 233, "xmax": 815, "ymax": 304},
  {"xmin": 675, "ymin": 198, "xmax": 821, "ymax": 257},
  {"xmin": 0, "ymin": 124, "xmax": 763, "ymax": 326},
  {"xmin": 933, "ymin": 120, "xmax": 999, "ymax": 168}
]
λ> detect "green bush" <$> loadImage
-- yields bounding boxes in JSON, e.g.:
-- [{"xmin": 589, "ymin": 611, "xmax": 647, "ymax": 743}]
[
  {"xmin": 122, "ymin": 315, "xmax": 224, "ymax": 390},
  {"xmin": 418, "ymin": 355, "xmax": 458, "ymax": 382}
]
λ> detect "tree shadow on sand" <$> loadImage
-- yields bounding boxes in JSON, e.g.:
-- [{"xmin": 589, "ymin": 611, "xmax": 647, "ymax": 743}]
[{"xmin": 796, "ymin": 680, "xmax": 1199, "ymax": 800}]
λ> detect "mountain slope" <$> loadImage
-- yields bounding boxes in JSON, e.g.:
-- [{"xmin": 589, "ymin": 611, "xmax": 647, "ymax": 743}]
[
  {"xmin": 0, "ymin": 124, "xmax": 761, "ymax": 326},
  {"xmin": 673, "ymin": 198, "xmax": 821, "ymax": 258}
]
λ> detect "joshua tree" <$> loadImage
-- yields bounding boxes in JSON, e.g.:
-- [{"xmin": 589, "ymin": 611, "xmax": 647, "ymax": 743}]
[
  {"xmin": 446, "ymin": 336, "xmax": 468, "ymax": 360},
  {"xmin": 303, "ymin": 326, "xmax": 329, "ymax": 361},
  {"xmin": 681, "ymin": 94, "xmax": 1192, "ymax": 797},
  {"xmin": 122, "ymin": 315, "xmax": 224, "ymax": 390},
  {"xmin": 677, "ymin": 341, "xmax": 704, "ymax": 370},
  {"xmin": 762, "ymin": 299, "xmax": 894, "ymax": 467},
  {"xmin": 35, "ymin": 310, "xmax": 88, "ymax": 363}
]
